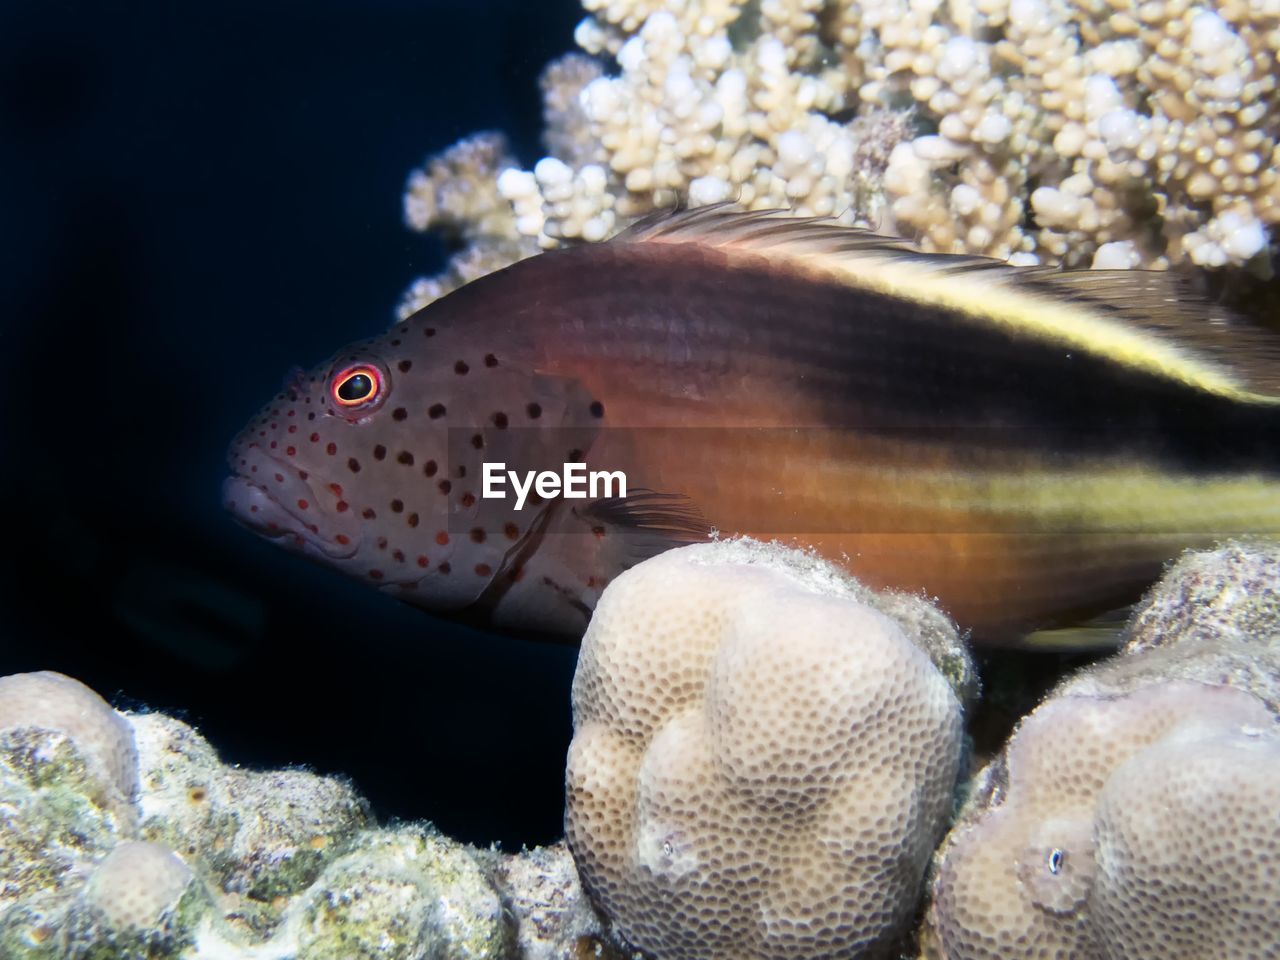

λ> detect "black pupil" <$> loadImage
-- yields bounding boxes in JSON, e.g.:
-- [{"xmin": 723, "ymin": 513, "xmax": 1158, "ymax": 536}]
[{"xmin": 338, "ymin": 373, "xmax": 373, "ymax": 402}]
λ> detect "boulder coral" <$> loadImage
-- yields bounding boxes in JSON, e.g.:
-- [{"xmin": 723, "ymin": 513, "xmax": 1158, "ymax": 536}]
[
  {"xmin": 566, "ymin": 537, "xmax": 972, "ymax": 960},
  {"xmin": 923, "ymin": 539, "xmax": 1280, "ymax": 960}
]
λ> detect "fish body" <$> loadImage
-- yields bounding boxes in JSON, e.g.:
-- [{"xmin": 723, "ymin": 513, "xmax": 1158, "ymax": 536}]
[{"xmin": 224, "ymin": 207, "xmax": 1280, "ymax": 645}]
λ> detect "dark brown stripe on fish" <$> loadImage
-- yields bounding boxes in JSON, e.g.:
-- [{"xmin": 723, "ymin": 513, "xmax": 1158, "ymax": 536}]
[{"xmin": 429, "ymin": 241, "xmax": 1279, "ymax": 475}]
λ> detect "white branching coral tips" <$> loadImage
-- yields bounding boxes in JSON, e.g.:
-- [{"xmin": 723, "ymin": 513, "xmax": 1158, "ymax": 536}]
[
  {"xmin": 566, "ymin": 539, "xmax": 969, "ymax": 960},
  {"xmin": 398, "ymin": 0, "xmax": 1280, "ymax": 317}
]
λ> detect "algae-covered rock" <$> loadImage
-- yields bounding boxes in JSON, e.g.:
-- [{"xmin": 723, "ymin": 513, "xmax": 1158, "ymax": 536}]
[
  {"xmin": 0, "ymin": 670, "xmax": 601, "ymax": 960},
  {"xmin": 0, "ymin": 673, "xmax": 140, "ymax": 913},
  {"xmin": 1124, "ymin": 540, "xmax": 1280, "ymax": 654},
  {"xmin": 295, "ymin": 824, "xmax": 510, "ymax": 960},
  {"xmin": 61, "ymin": 840, "xmax": 212, "ymax": 960},
  {"xmin": 489, "ymin": 843, "xmax": 622, "ymax": 960}
]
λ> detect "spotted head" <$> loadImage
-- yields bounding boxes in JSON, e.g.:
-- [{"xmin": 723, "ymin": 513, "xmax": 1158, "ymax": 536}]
[{"xmin": 223, "ymin": 308, "xmax": 605, "ymax": 629}]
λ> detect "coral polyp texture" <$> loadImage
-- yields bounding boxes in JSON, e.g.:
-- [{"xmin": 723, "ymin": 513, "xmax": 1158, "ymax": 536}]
[
  {"xmin": 565, "ymin": 538, "xmax": 972, "ymax": 960},
  {"xmin": 0, "ymin": 671, "xmax": 610, "ymax": 960},
  {"xmin": 922, "ymin": 540, "xmax": 1280, "ymax": 960},
  {"xmin": 399, "ymin": 0, "xmax": 1280, "ymax": 316}
]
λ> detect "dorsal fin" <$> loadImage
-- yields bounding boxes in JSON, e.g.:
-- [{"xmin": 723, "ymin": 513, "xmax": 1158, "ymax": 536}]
[{"xmin": 614, "ymin": 205, "xmax": 1280, "ymax": 400}]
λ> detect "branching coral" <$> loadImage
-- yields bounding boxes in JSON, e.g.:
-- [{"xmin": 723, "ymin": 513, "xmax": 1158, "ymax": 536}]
[{"xmin": 398, "ymin": 0, "xmax": 1280, "ymax": 315}]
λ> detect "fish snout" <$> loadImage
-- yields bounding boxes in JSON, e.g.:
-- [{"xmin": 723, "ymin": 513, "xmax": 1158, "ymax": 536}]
[{"xmin": 222, "ymin": 443, "xmax": 359, "ymax": 559}]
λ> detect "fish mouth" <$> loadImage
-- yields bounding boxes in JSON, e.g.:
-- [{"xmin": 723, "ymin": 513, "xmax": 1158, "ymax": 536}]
[{"xmin": 222, "ymin": 444, "xmax": 359, "ymax": 560}]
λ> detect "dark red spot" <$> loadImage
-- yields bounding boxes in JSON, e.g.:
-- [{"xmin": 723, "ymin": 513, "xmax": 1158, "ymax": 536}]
[
  {"xmin": 327, "ymin": 442, "xmax": 338, "ymax": 455},
  {"xmin": 470, "ymin": 434, "xmax": 484, "ymax": 450},
  {"xmin": 469, "ymin": 528, "xmax": 486, "ymax": 543},
  {"xmin": 407, "ymin": 512, "xmax": 419, "ymax": 527},
  {"xmin": 269, "ymin": 441, "xmax": 278, "ymax": 449},
  {"xmin": 377, "ymin": 537, "xmax": 388, "ymax": 550},
  {"xmin": 373, "ymin": 444, "xmax": 387, "ymax": 461},
  {"xmin": 336, "ymin": 501, "xmax": 349, "ymax": 512},
  {"xmin": 438, "ymin": 562, "xmax": 451, "ymax": 574},
  {"xmin": 416, "ymin": 555, "xmax": 429, "ymax": 568},
  {"xmin": 398, "ymin": 359, "xmax": 413, "ymax": 373},
  {"xmin": 390, "ymin": 499, "xmax": 404, "ymax": 513},
  {"xmin": 592, "ymin": 525, "xmax": 606, "ymax": 538},
  {"xmin": 329, "ymin": 483, "xmax": 343, "ymax": 496},
  {"xmin": 298, "ymin": 471, "xmax": 308, "ymax": 480},
  {"xmin": 454, "ymin": 360, "xmax": 469, "ymax": 375},
  {"xmin": 392, "ymin": 407, "xmax": 407, "ymax": 421},
  {"xmin": 297, "ymin": 499, "xmax": 309, "ymax": 510},
  {"xmin": 424, "ymin": 327, "xmax": 436, "ymax": 337},
  {"xmin": 287, "ymin": 409, "xmax": 295, "ymax": 417},
  {"xmin": 250, "ymin": 505, "xmax": 259, "ymax": 513},
  {"xmin": 492, "ymin": 412, "xmax": 508, "ymax": 429},
  {"xmin": 424, "ymin": 460, "xmax": 438, "ymax": 477},
  {"xmin": 484, "ymin": 353, "xmax": 498, "ymax": 367},
  {"xmin": 274, "ymin": 473, "xmax": 285, "ymax": 484},
  {"xmin": 589, "ymin": 401, "xmax": 605, "ymax": 418},
  {"xmin": 390, "ymin": 338, "xmax": 401, "ymax": 347},
  {"xmin": 460, "ymin": 492, "xmax": 476, "ymax": 508},
  {"xmin": 504, "ymin": 523, "xmax": 519, "ymax": 540},
  {"xmin": 336, "ymin": 534, "xmax": 350, "ymax": 545},
  {"xmin": 428, "ymin": 403, "xmax": 446, "ymax": 419},
  {"xmin": 393, "ymin": 549, "xmax": 405, "ymax": 562},
  {"xmin": 397, "ymin": 451, "xmax": 414, "ymax": 465},
  {"xmin": 475, "ymin": 563, "xmax": 492, "ymax": 576},
  {"xmin": 456, "ymin": 465, "xmax": 467, "ymax": 478},
  {"xmin": 526, "ymin": 402, "xmax": 542, "ymax": 419},
  {"xmin": 348, "ymin": 458, "xmax": 361, "ymax": 473},
  {"xmin": 310, "ymin": 432, "xmax": 321, "ymax": 442},
  {"xmin": 438, "ymin": 480, "xmax": 452, "ymax": 494},
  {"xmin": 369, "ymin": 569, "xmax": 384, "ymax": 580},
  {"xmin": 362, "ymin": 507, "xmax": 377, "ymax": 519},
  {"xmin": 436, "ymin": 531, "xmax": 450, "ymax": 545},
  {"xmin": 286, "ymin": 446, "xmax": 296, "ymax": 456},
  {"xmin": 287, "ymin": 424, "xmax": 298, "ymax": 434}
]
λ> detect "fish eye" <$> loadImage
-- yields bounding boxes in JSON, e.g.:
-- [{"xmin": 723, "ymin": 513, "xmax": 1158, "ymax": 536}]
[{"xmin": 331, "ymin": 364, "xmax": 384, "ymax": 410}]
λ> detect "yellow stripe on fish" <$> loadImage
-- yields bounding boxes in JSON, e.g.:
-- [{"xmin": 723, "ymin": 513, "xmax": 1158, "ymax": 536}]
[{"xmin": 621, "ymin": 204, "xmax": 1280, "ymax": 402}]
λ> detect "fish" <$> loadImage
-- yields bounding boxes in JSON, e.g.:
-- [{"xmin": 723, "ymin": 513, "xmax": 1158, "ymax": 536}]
[{"xmin": 223, "ymin": 205, "xmax": 1280, "ymax": 646}]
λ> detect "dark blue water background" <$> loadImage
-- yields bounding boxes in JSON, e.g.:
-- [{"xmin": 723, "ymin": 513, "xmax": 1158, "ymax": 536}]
[{"xmin": 1, "ymin": 0, "xmax": 582, "ymax": 847}]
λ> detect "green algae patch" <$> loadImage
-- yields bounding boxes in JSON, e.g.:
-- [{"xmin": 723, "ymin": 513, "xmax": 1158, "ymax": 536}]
[
  {"xmin": 0, "ymin": 730, "xmax": 128, "ymax": 907},
  {"xmin": 295, "ymin": 825, "xmax": 511, "ymax": 960}
]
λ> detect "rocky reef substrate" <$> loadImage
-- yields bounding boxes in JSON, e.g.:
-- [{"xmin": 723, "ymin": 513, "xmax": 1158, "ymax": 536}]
[{"xmin": 2, "ymin": 540, "xmax": 1278, "ymax": 959}]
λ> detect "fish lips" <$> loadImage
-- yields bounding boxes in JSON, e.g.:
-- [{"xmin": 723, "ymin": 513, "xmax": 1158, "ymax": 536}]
[{"xmin": 222, "ymin": 446, "xmax": 359, "ymax": 560}]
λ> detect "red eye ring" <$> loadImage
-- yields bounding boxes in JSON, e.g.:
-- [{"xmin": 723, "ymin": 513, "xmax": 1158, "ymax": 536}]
[{"xmin": 332, "ymin": 364, "xmax": 384, "ymax": 409}]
